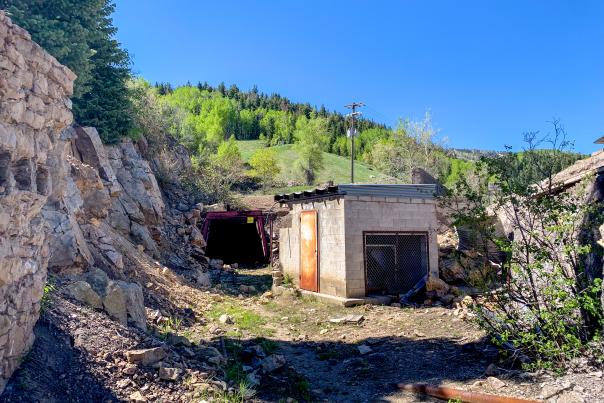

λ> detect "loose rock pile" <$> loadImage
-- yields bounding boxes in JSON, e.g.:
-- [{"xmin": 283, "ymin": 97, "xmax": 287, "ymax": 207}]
[
  {"xmin": 0, "ymin": 12, "xmax": 214, "ymax": 393},
  {"xmin": 0, "ymin": 295, "xmax": 235, "ymax": 402}
]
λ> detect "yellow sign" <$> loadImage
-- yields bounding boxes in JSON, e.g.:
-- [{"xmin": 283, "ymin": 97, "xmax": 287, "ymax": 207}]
[{"xmin": 247, "ymin": 217, "xmax": 254, "ymax": 224}]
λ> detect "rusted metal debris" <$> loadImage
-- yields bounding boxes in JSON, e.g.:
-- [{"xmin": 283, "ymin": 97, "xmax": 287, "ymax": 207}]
[{"xmin": 397, "ymin": 383, "xmax": 542, "ymax": 403}]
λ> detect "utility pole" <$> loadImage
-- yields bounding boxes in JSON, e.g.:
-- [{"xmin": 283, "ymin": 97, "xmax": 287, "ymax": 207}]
[{"xmin": 345, "ymin": 102, "xmax": 364, "ymax": 183}]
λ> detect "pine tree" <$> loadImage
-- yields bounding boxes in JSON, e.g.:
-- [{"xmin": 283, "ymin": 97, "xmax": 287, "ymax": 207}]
[
  {"xmin": 72, "ymin": 1, "xmax": 133, "ymax": 143},
  {"xmin": 0, "ymin": 0, "xmax": 98, "ymax": 98},
  {"xmin": 1, "ymin": 0, "xmax": 134, "ymax": 143}
]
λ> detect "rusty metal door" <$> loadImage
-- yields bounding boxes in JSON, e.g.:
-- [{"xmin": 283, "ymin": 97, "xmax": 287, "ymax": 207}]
[{"xmin": 299, "ymin": 210, "xmax": 318, "ymax": 292}]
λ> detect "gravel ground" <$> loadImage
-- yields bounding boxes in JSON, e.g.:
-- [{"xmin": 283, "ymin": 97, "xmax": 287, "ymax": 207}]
[{"xmin": 2, "ymin": 266, "xmax": 603, "ymax": 402}]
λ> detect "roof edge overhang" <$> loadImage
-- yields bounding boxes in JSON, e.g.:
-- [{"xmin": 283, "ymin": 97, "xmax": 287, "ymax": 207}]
[{"xmin": 274, "ymin": 184, "xmax": 437, "ymax": 204}]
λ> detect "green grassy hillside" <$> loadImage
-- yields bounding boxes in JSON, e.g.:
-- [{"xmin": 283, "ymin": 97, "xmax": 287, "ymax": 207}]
[{"xmin": 238, "ymin": 140, "xmax": 396, "ymax": 191}]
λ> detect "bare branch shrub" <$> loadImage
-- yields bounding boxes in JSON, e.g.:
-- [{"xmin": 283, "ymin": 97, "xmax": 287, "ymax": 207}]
[{"xmin": 443, "ymin": 120, "xmax": 603, "ymax": 370}]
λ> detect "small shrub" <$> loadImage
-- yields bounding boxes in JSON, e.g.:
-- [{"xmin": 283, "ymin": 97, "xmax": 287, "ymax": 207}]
[
  {"xmin": 158, "ymin": 316, "xmax": 182, "ymax": 339},
  {"xmin": 259, "ymin": 338, "xmax": 278, "ymax": 355},
  {"xmin": 444, "ymin": 122, "xmax": 604, "ymax": 370},
  {"xmin": 282, "ymin": 273, "xmax": 294, "ymax": 288},
  {"xmin": 40, "ymin": 279, "xmax": 57, "ymax": 313},
  {"xmin": 292, "ymin": 375, "xmax": 311, "ymax": 401}
]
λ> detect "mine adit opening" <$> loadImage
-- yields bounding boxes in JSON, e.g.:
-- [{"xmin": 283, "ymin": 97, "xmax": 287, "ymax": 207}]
[{"xmin": 202, "ymin": 210, "xmax": 273, "ymax": 265}]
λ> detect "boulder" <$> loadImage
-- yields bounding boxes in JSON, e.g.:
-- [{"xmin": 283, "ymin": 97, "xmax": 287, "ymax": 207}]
[
  {"xmin": 439, "ymin": 294, "xmax": 455, "ymax": 306},
  {"xmin": 357, "ymin": 345, "xmax": 373, "ymax": 355},
  {"xmin": 439, "ymin": 257, "xmax": 466, "ymax": 283},
  {"xmin": 218, "ymin": 314, "xmax": 233, "ymax": 324},
  {"xmin": 103, "ymin": 281, "xmax": 127, "ymax": 325},
  {"xmin": 64, "ymin": 281, "xmax": 102, "ymax": 309},
  {"xmin": 103, "ymin": 280, "xmax": 147, "ymax": 330},
  {"xmin": 166, "ymin": 332, "xmax": 191, "ymax": 347},
  {"xmin": 158, "ymin": 367, "xmax": 181, "ymax": 381},
  {"xmin": 205, "ymin": 203, "xmax": 225, "ymax": 212},
  {"xmin": 190, "ymin": 226, "xmax": 206, "ymax": 248},
  {"xmin": 195, "ymin": 269, "xmax": 211, "ymax": 287},
  {"xmin": 197, "ymin": 346, "xmax": 224, "ymax": 363},
  {"xmin": 426, "ymin": 276, "xmax": 450, "ymax": 297},
  {"xmin": 123, "ymin": 363, "xmax": 137, "ymax": 375},
  {"xmin": 261, "ymin": 354, "xmax": 286, "ymax": 373},
  {"xmin": 209, "ymin": 259, "xmax": 224, "ymax": 269},
  {"xmin": 129, "ymin": 391, "xmax": 147, "ymax": 402},
  {"xmin": 486, "ymin": 376, "xmax": 505, "ymax": 389},
  {"xmin": 83, "ymin": 267, "xmax": 109, "ymax": 296},
  {"xmin": 125, "ymin": 347, "xmax": 167, "ymax": 366}
]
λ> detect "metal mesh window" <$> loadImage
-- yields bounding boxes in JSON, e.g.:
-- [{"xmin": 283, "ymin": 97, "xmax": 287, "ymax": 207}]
[{"xmin": 365, "ymin": 233, "xmax": 428, "ymax": 294}]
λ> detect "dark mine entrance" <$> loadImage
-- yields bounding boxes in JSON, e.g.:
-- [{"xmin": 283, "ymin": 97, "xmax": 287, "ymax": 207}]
[{"xmin": 202, "ymin": 211, "xmax": 272, "ymax": 265}]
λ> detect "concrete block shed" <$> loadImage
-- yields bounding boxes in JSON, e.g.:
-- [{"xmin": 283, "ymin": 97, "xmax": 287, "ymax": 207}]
[{"xmin": 276, "ymin": 184, "xmax": 439, "ymax": 299}]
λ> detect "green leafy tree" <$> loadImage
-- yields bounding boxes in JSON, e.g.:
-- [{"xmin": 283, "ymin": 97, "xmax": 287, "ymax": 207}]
[
  {"xmin": 211, "ymin": 136, "xmax": 243, "ymax": 184},
  {"xmin": 249, "ymin": 148, "xmax": 280, "ymax": 187},
  {"xmin": 200, "ymin": 95, "xmax": 238, "ymax": 144},
  {"xmin": 239, "ymin": 109, "xmax": 260, "ymax": 140},
  {"xmin": 294, "ymin": 117, "xmax": 327, "ymax": 185},
  {"xmin": 260, "ymin": 110, "xmax": 294, "ymax": 145},
  {"xmin": 161, "ymin": 87, "xmax": 238, "ymax": 147},
  {"xmin": 366, "ymin": 113, "xmax": 450, "ymax": 182}
]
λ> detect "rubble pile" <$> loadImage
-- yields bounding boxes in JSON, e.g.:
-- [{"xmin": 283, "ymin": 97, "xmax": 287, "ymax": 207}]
[
  {"xmin": 0, "ymin": 11, "xmax": 216, "ymax": 394},
  {"xmin": 1, "ymin": 295, "xmax": 233, "ymax": 402}
]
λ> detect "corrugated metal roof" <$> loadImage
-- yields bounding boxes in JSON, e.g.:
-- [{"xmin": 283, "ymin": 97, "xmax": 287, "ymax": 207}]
[
  {"xmin": 274, "ymin": 183, "xmax": 436, "ymax": 203},
  {"xmin": 338, "ymin": 184, "xmax": 437, "ymax": 198}
]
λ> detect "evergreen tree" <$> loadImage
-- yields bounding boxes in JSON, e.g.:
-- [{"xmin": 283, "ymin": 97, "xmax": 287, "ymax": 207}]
[
  {"xmin": 2, "ymin": 0, "xmax": 134, "ymax": 143},
  {"xmin": 0, "ymin": 0, "xmax": 97, "ymax": 98},
  {"xmin": 73, "ymin": 1, "xmax": 133, "ymax": 143}
]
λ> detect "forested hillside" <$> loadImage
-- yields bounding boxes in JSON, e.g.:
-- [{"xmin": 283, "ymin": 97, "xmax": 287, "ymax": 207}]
[
  {"xmin": 136, "ymin": 80, "xmax": 457, "ymax": 190},
  {"xmin": 1, "ymin": 0, "xmax": 584, "ymax": 200}
]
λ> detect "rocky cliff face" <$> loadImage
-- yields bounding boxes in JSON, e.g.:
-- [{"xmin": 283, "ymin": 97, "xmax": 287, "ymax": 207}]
[
  {"xmin": 0, "ymin": 10, "xmax": 76, "ymax": 391},
  {"xmin": 0, "ymin": 12, "xmax": 209, "ymax": 392}
]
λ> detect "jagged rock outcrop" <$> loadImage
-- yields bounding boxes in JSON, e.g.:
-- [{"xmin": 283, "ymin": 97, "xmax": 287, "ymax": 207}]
[
  {"xmin": 0, "ymin": 11, "xmax": 76, "ymax": 392},
  {"xmin": 1, "ymin": 13, "xmax": 210, "ymax": 393}
]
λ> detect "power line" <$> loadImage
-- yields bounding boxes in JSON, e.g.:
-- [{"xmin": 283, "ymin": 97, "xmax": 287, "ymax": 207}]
[{"xmin": 345, "ymin": 102, "xmax": 365, "ymax": 183}]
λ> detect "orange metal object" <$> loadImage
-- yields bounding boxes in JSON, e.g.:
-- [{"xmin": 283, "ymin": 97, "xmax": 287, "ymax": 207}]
[
  {"xmin": 397, "ymin": 383, "xmax": 542, "ymax": 403},
  {"xmin": 299, "ymin": 210, "xmax": 318, "ymax": 292}
]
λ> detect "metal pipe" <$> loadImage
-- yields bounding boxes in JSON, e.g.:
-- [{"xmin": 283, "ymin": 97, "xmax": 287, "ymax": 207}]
[{"xmin": 396, "ymin": 383, "xmax": 542, "ymax": 403}]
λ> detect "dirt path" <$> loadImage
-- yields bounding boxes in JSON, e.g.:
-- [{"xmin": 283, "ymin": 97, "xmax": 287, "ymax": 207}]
[
  {"xmin": 193, "ymin": 267, "xmax": 538, "ymax": 402},
  {"xmin": 4, "ymin": 265, "xmax": 602, "ymax": 402}
]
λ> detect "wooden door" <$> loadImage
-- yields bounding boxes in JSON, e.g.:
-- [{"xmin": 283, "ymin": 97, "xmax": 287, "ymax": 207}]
[{"xmin": 299, "ymin": 210, "xmax": 318, "ymax": 292}]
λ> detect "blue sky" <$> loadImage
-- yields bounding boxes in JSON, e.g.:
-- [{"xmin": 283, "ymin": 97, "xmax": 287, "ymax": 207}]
[{"xmin": 113, "ymin": 1, "xmax": 604, "ymax": 154}]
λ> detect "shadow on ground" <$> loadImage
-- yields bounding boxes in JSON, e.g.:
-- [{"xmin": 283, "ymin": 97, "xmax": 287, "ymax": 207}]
[
  {"xmin": 220, "ymin": 332, "xmax": 497, "ymax": 402},
  {"xmin": 0, "ymin": 317, "xmax": 119, "ymax": 403},
  {"xmin": 211, "ymin": 265, "xmax": 274, "ymax": 297}
]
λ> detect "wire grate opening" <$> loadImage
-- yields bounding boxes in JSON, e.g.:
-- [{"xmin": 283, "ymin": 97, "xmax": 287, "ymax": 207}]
[{"xmin": 365, "ymin": 233, "xmax": 428, "ymax": 294}]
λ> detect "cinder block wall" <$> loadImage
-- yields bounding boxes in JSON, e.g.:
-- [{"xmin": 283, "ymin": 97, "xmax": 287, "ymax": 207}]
[
  {"xmin": 279, "ymin": 223, "xmax": 299, "ymax": 282},
  {"xmin": 279, "ymin": 198, "xmax": 347, "ymax": 296},
  {"xmin": 343, "ymin": 196, "xmax": 439, "ymax": 298},
  {"xmin": 279, "ymin": 195, "xmax": 439, "ymax": 299}
]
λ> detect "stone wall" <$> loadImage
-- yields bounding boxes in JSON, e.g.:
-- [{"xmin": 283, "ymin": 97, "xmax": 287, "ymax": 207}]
[
  {"xmin": 279, "ymin": 198, "xmax": 347, "ymax": 296},
  {"xmin": 343, "ymin": 196, "xmax": 439, "ymax": 298},
  {"xmin": 0, "ymin": 11, "xmax": 76, "ymax": 392}
]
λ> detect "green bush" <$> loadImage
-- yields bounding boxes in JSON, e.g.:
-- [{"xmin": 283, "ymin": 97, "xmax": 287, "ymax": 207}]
[
  {"xmin": 444, "ymin": 122, "xmax": 603, "ymax": 369},
  {"xmin": 249, "ymin": 147, "xmax": 280, "ymax": 187}
]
